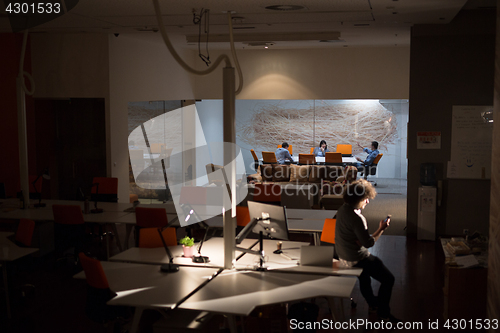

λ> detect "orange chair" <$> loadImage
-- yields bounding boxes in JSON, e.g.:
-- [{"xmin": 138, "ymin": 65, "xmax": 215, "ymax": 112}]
[
  {"xmin": 236, "ymin": 206, "xmax": 251, "ymax": 227},
  {"xmin": 91, "ymin": 177, "xmax": 118, "ymax": 202},
  {"xmin": 310, "ymin": 147, "xmax": 315, "ymax": 154},
  {"xmin": 336, "ymin": 144, "xmax": 352, "ymax": 156},
  {"xmin": 253, "ymin": 183, "xmax": 281, "ymax": 205},
  {"xmin": 138, "ymin": 227, "xmax": 177, "ymax": 248},
  {"xmin": 15, "ymin": 218, "xmax": 35, "ymax": 247},
  {"xmin": 262, "ymin": 151, "xmax": 278, "ymax": 164},
  {"xmin": 363, "ymin": 154, "xmax": 383, "ymax": 185},
  {"xmin": 298, "ymin": 153, "xmax": 316, "ymax": 165},
  {"xmin": 277, "ymin": 144, "xmax": 293, "ymax": 155},
  {"xmin": 52, "ymin": 205, "xmax": 86, "ymax": 262},
  {"xmin": 79, "ymin": 253, "xmax": 127, "ymax": 326},
  {"xmin": 325, "ymin": 152, "xmax": 343, "ymax": 165},
  {"xmin": 149, "ymin": 143, "xmax": 165, "ymax": 154},
  {"xmin": 250, "ymin": 149, "xmax": 260, "ymax": 172},
  {"xmin": 135, "ymin": 207, "xmax": 171, "ymax": 246},
  {"xmin": 320, "ymin": 218, "xmax": 336, "ymax": 244}
]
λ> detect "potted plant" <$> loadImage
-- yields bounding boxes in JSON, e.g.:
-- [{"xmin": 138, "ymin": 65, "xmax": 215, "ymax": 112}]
[{"xmin": 179, "ymin": 236, "xmax": 195, "ymax": 258}]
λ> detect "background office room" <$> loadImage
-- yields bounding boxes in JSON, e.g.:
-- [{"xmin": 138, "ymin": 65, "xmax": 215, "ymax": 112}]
[{"xmin": 1, "ymin": 0, "xmax": 499, "ymax": 332}]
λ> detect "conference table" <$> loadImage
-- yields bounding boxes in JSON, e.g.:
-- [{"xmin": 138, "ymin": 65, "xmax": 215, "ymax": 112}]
[
  {"xmin": 0, "ymin": 232, "xmax": 38, "ymax": 319},
  {"xmin": 260, "ymin": 155, "xmax": 358, "ymax": 164}
]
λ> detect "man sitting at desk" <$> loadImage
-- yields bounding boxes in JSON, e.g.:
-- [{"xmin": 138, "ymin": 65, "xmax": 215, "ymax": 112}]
[
  {"xmin": 335, "ymin": 179, "xmax": 400, "ymax": 323},
  {"xmin": 354, "ymin": 141, "xmax": 379, "ymax": 173},
  {"xmin": 275, "ymin": 142, "xmax": 293, "ymax": 164}
]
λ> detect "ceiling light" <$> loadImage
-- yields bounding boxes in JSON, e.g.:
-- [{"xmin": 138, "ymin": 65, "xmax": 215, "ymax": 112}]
[{"xmin": 265, "ymin": 5, "xmax": 305, "ymax": 11}]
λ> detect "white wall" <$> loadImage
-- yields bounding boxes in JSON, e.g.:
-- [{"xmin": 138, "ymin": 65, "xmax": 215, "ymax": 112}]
[
  {"xmin": 108, "ymin": 34, "xmax": 196, "ymax": 202},
  {"xmin": 193, "ymin": 47, "xmax": 410, "ymax": 100}
]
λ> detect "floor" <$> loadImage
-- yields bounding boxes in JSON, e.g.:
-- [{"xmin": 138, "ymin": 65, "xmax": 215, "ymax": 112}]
[{"xmin": 0, "ymin": 227, "xmax": 454, "ymax": 333}]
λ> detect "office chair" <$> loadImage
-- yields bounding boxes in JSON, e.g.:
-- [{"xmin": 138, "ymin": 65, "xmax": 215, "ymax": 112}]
[
  {"xmin": 310, "ymin": 147, "xmax": 315, "ymax": 154},
  {"xmin": 250, "ymin": 149, "xmax": 260, "ymax": 172},
  {"xmin": 135, "ymin": 207, "xmax": 170, "ymax": 247},
  {"xmin": 362, "ymin": 154, "xmax": 383, "ymax": 186},
  {"xmin": 91, "ymin": 177, "xmax": 118, "ymax": 202},
  {"xmin": 138, "ymin": 227, "xmax": 177, "ymax": 248},
  {"xmin": 52, "ymin": 205, "xmax": 86, "ymax": 264},
  {"xmin": 320, "ymin": 218, "xmax": 357, "ymax": 308},
  {"xmin": 325, "ymin": 152, "xmax": 343, "ymax": 166},
  {"xmin": 298, "ymin": 153, "xmax": 316, "ymax": 165},
  {"xmin": 277, "ymin": 144, "xmax": 293, "ymax": 155},
  {"xmin": 336, "ymin": 144, "xmax": 352, "ymax": 157},
  {"xmin": 262, "ymin": 151, "xmax": 278, "ymax": 164},
  {"xmin": 15, "ymin": 218, "xmax": 35, "ymax": 247},
  {"xmin": 236, "ymin": 206, "xmax": 251, "ymax": 227},
  {"xmin": 78, "ymin": 253, "xmax": 130, "ymax": 329}
]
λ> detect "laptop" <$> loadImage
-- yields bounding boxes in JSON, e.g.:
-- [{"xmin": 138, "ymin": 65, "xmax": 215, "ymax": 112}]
[{"xmin": 299, "ymin": 245, "xmax": 334, "ymax": 267}]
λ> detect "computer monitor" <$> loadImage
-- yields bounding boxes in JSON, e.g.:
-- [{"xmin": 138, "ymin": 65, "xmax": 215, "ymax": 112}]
[{"xmin": 236, "ymin": 201, "xmax": 289, "ymax": 244}]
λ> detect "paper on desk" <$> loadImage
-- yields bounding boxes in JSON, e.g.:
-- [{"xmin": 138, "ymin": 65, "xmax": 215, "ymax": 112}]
[{"xmin": 454, "ymin": 255, "xmax": 479, "ymax": 268}]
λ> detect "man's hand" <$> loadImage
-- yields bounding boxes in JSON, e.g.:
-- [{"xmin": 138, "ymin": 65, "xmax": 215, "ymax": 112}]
[
  {"xmin": 356, "ymin": 156, "xmax": 363, "ymax": 162},
  {"xmin": 379, "ymin": 217, "xmax": 390, "ymax": 230},
  {"xmin": 357, "ymin": 143, "xmax": 363, "ymax": 149}
]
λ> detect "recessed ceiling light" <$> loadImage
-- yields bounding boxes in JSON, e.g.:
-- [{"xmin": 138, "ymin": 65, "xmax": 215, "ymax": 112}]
[{"xmin": 265, "ymin": 5, "xmax": 305, "ymax": 11}]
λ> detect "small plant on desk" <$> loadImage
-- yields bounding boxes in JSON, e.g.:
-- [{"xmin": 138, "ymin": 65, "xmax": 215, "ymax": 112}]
[{"xmin": 179, "ymin": 236, "xmax": 195, "ymax": 258}]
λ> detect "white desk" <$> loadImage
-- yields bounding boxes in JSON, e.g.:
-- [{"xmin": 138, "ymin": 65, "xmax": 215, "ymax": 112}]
[
  {"xmin": 0, "ymin": 232, "xmax": 38, "ymax": 318},
  {"xmin": 75, "ymin": 261, "xmax": 219, "ymax": 333},
  {"xmin": 179, "ymin": 269, "xmax": 357, "ymax": 331},
  {"xmin": 0, "ymin": 202, "xmax": 132, "ymax": 258},
  {"xmin": 109, "ymin": 237, "xmax": 361, "ymax": 277}
]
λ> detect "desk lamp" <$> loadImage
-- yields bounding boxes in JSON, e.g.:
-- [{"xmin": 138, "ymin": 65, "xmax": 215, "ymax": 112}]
[
  {"xmin": 33, "ymin": 168, "xmax": 50, "ymax": 208},
  {"xmin": 157, "ymin": 225, "xmax": 179, "ymax": 273},
  {"xmin": 90, "ymin": 183, "xmax": 103, "ymax": 214}
]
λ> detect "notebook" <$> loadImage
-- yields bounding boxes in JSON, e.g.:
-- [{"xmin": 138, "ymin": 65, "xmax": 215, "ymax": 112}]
[{"xmin": 299, "ymin": 245, "xmax": 334, "ymax": 267}]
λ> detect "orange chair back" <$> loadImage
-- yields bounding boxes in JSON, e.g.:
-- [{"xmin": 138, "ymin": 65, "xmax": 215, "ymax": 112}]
[
  {"xmin": 149, "ymin": 143, "xmax": 165, "ymax": 154},
  {"xmin": 52, "ymin": 205, "xmax": 85, "ymax": 225},
  {"xmin": 253, "ymin": 183, "xmax": 281, "ymax": 203},
  {"xmin": 250, "ymin": 149, "xmax": 259, "ymax": 162},
  {"xmin": 325, "ymin": 152, "xmax": 343, "ymax": 164},
  {"xmin": 135, "ymin": 207, "xmax": 169, "ymax": 228},
  {"xmin": 321, "ymin": 218, "xmax": 336, "ymax": 244},
  {"xmin": 277, "ymin": 144, "xmax": 293, "ymax": 155},
  {"xmin": 236, "ymin": 206, "xmax": 251, "ymax": 227},
  {"xmin": 310, "ymin": 147, "xmax": 314, "ymax": 154},
  {"xmin": 91, "ymin": 177, "xmax": 118, "ymax": 195},
  {"xmin": 262, "ymin": 151, "xmax": 278, "ymax": 164},
  {"xmin": 79, "ymin": 252, "xmax": 109, "ymax": 289},
  {"xmin": 373, "ymin": 154, "xmax": 383, "ymax": 165},
  {"xmin": 336, "ymin": 144, "xmax": 352, "ymax": 156},
  {"xmin": 15, "ymin": 218, "xmax": 35, "ymax": 246},
  {"xmin": 139, "ymin": 227, "xmax": 177, "ymax": 248},
  {"xmin": 298, "ymin": 153, "xmax": 315, "ymax": 165}
]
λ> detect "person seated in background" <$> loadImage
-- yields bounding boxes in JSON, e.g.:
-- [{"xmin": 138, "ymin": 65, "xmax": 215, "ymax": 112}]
[
  {"xmin": 313, "ymin": 140, "xmax": 329, "ymax": 157},
  {"xmin": 355, "ymin": 141, "xmax": 380, "ymax": 173},
  {"xmin": 275, "ymin": 142, "xmax": 293, "ymax": 164}
]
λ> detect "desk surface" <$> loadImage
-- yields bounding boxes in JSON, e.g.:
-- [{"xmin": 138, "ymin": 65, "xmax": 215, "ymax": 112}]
[
  {"xmin": 76, "ymin": 261, "xmax": 219, "ymax": 309},
  {"xmin": 179, "ymin": 269, "xmax": 357, "ymax": 316},
  {"xmin": 110, "ymin": 237, "xmax": 360, "ymax": 276},
  {"xmin": 0, "ymin": 232, "xmax": 38, "ymax": 262}
]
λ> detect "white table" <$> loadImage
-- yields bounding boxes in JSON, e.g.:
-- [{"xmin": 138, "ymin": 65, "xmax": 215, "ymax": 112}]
[
  {"xmin": 75, "ymin": 261, "xmax": 220, "ymax": 333},
  {"xmin": 0, "ymin": 232, "xmax": 38, "ymax": 318},
  {"xmin": 179, "ymin": 269, "xmax": 357, "ymax": 331},
  {"xmin": 259, "ymin": 156, "xmax": 358, "ymax": 164}
]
